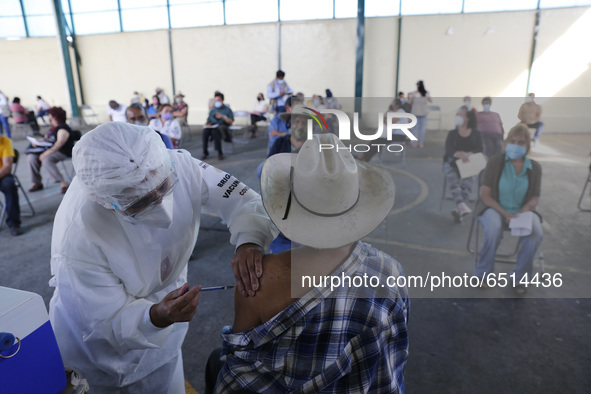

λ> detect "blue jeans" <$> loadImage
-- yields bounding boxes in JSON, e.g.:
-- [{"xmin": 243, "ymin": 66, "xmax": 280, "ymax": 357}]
[
  {"xmin": 0, "ymin": 174, "xmax": 21, "ymax": 228},
  {"xmin": 474, "ymin": 208, "xmax": 543, "ymax": 281},
  {"xmin": 0, "ymin": 114, "xmax": 11, "ymax": 138},
  {"xmin": 528, "ymin": 122, "xmax": 544, "ymax": 142},
  {"xmin": 413, "ymin": 115, "xmax": 427, "ymax": 145}
]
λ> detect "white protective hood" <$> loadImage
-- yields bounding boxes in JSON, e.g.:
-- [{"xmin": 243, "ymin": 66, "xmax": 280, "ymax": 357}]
[{"xmin": 49, "ymin": 146, "xmax": 277, "ymax": 392}]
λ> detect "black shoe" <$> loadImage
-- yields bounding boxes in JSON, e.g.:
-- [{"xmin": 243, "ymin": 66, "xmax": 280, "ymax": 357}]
[
  {"xmin": 29, "ymin": 183, "xmax": 44, "ymax": 192},
  {"xmin": 218, "ymin": 154, "xmax": 225, "ymax": 160},
  {"xmin": 10, "ymin": 227, "xmax": 23, "ymax": 236},
  {"xmin": 224, "ymin": 138, "xmax": 232, "ymax": 143},
  {"xmin": 200, "ymin": 154, "xmax": 208, "ymax": 160}
]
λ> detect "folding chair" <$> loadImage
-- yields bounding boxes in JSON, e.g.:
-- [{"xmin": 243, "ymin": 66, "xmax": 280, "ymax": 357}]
[
  {"xmin": 427, "ymin": 105, "xmax": 442, "ymax": 131},
  {"xmin": 466, "ymin": 174, "xmax": 544, "ymax": 272},
  {"xmin": 577, "ymin": 170, "xmax": 591, "ymax": 212},
  {"xmin": 81, "ymin": 105, "xmax": 99, "ymax": 126},
  {"xmin": 0, "ymin": 150, "xmax": 35, "ymax": 230},
  {"xmin": 229, "ymin": 111, "xmax": 252, "ymax": 144}
]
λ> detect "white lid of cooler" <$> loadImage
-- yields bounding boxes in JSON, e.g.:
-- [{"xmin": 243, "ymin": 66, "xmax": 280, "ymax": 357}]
[{"xmin": 0, "ymin": 287, "xmax": 48, "ymax": 340}]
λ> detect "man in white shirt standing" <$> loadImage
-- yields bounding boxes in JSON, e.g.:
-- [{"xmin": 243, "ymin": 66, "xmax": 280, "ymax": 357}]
[
  {"xmin": 266, "ymin": 70, "xmax": 293, "ymax": 114},
  {"xmin": 107, "ymin": 100, "xmax": 128, "ymax": 123}
]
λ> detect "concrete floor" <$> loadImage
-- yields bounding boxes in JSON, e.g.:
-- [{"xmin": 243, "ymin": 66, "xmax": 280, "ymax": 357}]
[{"xmin": 1, "ymin": 124, "xmax": 590, "ymax": 393}]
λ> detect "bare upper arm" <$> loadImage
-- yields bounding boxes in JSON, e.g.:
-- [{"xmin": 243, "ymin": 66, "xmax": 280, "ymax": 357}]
[{"xmin": 232, "ymin": 253, "xmax": 295, "ymax": 333}]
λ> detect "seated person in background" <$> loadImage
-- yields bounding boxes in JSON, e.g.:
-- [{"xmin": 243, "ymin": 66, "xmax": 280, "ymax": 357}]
[
  {"xmin": 107, "ymin": 100, "xmax": 127, "ymax": 122},
  {"xmin": 324, "ymin": 88, "xmax": 341, "ymax": 110},
  {"xmin": 462, "ymin": 96, "xmax": 477, "ymax": 115},
  {"xmin": 35, "ymin": 95, "xmax": 51, "ymax": 125},
  {"xmin": 0, "ymin": 135, "xmax": 22, "ymax": 236},
  {"xmin": 147, "ymin": 95, "xmax": 160, "ymax": 120},
  {"xmin": 518, "ymin": 92, "xmax": 543, "ymax": 144},
  {"xmin": 443, "ymin": 106, "xmax": 483, "ymax": 223},
  {"xmin": 126, "ymin": 103, "xmax": 173, "ymax": 149},
  {"xmin": 249, "ymin": 92, "xmax": 268, "ymax": 138},
  {"xmin": 208, "ymin": 133, "xmax": 409, "ymax": 394},
  {"xmin": 357, "ymin": 98, "xmax": 410, "ymax": 163},
  {"xmin": 10, "ymin": 97, "xmax": 28, "ymax": 124},
  {"xmin": 149, "ymin": 104, "xmax": 182, "ymax": 149},
  {"xmin": 155, "ymin": 87, "xmax": 169, "ymax": 104},
  {"xmin": 474, "ymin": 123, "xmax": 543, "ymax": 294},
  {"xmin": 202, "ymin": 92, "xmax": 233, "ymax": 161},
  {"xmin": 172, "ymin": 93, "xmax": 189, "ymax": 126},
  {"xmin": 476, "ymin": 97, "xmax": 504, "ymax": 158},
  {"xmin": 27, "ymin": 106, "xmax": 75, "ymax": 194},
  {"xmin": 267, "ymin": 95, "xmax": 296, "ymax": 154},
  {"xmin": 208, "ymin": 90, "xmax": 221, "ymax": 112}
]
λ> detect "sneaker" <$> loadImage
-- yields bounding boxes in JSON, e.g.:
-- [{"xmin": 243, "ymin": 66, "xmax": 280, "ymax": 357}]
[
  {"xmin": 10, "ymin": 226, "xmax": 23, "ymax": 236},
  {"xmin": 29, "ymin": 183, "xmax": 43, "ymax": 192},
  {"xmin": 458, "ymin": 202, "xmax": 472, "ymax": 217},
  {"xmin": 200, "ymin": 154, "xmax": 208, "ymax": 160},
  {"xmin": 218, "ymin": 154, "xmax": 225, "ymax": 161}
]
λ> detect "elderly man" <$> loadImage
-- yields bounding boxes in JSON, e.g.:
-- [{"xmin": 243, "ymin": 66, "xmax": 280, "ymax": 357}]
[
  {"xmin": 0, "ymin": 136, "xmax": 22, "ymax": 235},
  {"xmin": 518, "ymin": 92, "xmax": 543, "ymax": 144},
  {"xmin": 172, "ymin": 93, "xmax": 189, "ymax": 126},
  {"xmin": 126, "ymin": 102, "xmax": 174, "ymax": 149},
  {"xmin": 48, "ymin": 122, "xmax": 277, "ymax": 393},
  {"xmin": 208, "ymin": 134, "xmax": 409, "ymax": 393}
]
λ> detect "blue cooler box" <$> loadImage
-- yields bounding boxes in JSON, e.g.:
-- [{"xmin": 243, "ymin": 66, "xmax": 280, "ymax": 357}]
[{"xmin": 0, "ymin": 286, "xmax": 67, "ymax": 393}]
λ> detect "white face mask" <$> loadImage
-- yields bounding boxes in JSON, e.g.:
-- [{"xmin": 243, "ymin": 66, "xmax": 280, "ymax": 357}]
[
  {"xmin": 277, "ymin": 79, "xmax": 284, "ymax": 85},
  {"xmin": 454, "ymin": 115, "xmax": 464, "ymax": 127},
  {"xmin": 482, "ymin": 104, "xmax": 491, "ymax": 112},
  {"xmin": 525, "ymin": 97, "xmax": 534, "ymax": 103},
  {"xmin": 121, "ymin": 193, "xmax": 174, "ymax": 229}
]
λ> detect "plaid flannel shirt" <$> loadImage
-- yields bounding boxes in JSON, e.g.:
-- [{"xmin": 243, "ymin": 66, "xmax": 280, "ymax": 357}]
[{"xmin": 215, "ymin": 241, "xmax": 410, "ymax": 393}]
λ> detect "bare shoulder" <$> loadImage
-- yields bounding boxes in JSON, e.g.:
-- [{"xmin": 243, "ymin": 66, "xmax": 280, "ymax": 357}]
[{"xmin": 232, "ymin": 252, "xmax": 295, "ymax": 332}]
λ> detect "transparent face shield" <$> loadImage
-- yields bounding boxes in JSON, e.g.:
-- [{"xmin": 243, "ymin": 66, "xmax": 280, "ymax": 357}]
[{"xmin": 118, "ymin": 169, "xmax": 179, "ymax": 219}]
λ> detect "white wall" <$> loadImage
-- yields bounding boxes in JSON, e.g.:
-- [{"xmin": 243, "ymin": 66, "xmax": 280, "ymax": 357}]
[{"xmin": 0, "ymin": 7, "xmax": 589, "ymax": 131}]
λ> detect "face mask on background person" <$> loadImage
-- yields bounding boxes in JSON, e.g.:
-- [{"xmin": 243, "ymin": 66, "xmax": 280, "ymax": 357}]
[
  {"xmin": 162, "ymin": 112, "xmax": 173, "ymax": 121},
  {"xmin": 505, "ymin": 143, "xmax": 527, "ymax": 160},
  {"xmin": 464, "ymin": 102, "xmax": 472, "ymax": 110},
  {"xmin": 214, "ymin": 101, "xmax": 222, "ymax": 108},
  {"xmin": 454, "ymin": 115, "xmax": 464, "ymax": 127},
  {"xmin": 525, "ymin": 97, "xmax": 534, "ymax": 103},
  {"xmin": 483, "ymin": 104, "xmax": 491, "ymax": 112},
  {"xmin": 257, "ymin": 96, "xmax": 262, "ymax": 101},
  {"xmin": 175, "ymin": 98, "xmax": 182, "ymax": 103},
  {"xmin": 277, "ymin": 79, "xmax": 284, "ymax": 85},
  {"xmin": 134, "ymin": 120, "xmax": 148, "ymax": 126},
  {"xmin": 152, "ymin": 100, "xmax": 158, "ymax": 106},
  {"xmin": 313, "ymin": 98, "xmax": 320, "ymax": 106}
]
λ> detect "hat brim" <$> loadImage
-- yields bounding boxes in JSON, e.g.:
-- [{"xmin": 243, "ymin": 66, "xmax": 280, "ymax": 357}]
[{"xmin": 261, "ymin": 153, "xmax": 395, "ymax": 249}]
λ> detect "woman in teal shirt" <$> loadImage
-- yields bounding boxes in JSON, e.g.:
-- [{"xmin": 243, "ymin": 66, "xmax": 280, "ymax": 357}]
[{"xmin": 474, "ymin": 123, "xmax": 543, "ymax": 294}]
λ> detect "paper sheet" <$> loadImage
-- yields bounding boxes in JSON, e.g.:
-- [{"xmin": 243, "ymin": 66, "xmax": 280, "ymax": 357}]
[
  {"xmin": 455, "ymin": 152, "xmax": 487, "ymax": 179},
  {"xmin": 26, "ymin": 136, "xmax": 52, "ymax": 147},
  {"xmin": 509, "ymin": 211, "xmax": 533, "ymax": 236}
]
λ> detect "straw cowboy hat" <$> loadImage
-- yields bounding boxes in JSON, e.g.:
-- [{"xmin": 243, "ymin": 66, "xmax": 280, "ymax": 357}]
[{"xmin": 261, "ymin": 133, "xmax": 395, "ymax": 249}]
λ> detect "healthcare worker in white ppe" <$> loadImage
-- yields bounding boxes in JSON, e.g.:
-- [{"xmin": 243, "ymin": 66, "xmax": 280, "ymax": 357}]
[{"xmin": 48, "ymin": 122, "xmax": 277, "ymax": 393}]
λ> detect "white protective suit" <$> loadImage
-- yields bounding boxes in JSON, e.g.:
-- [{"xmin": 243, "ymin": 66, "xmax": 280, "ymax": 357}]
[{"xmin": 48, "ymin": 123, "xmax": 277, "ymax": 393}]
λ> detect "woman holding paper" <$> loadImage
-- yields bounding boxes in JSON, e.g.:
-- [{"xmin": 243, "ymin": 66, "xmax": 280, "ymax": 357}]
[
  {"xmin": 473, "ymin": 123, "xmax": 543, "ymax": 294},
  {"xmin": 26, "ymin": 106, "xmax": 75, "ymax": 194},
  {"xmin": 443, "ymin": 106, "xmax": 483, "ymax": 222}
]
